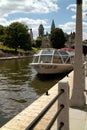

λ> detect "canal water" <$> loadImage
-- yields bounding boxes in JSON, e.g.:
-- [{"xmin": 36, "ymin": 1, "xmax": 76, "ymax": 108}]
[{"xmin": 0, "ymin": 57, "xmax": 66, "ymax": 127}]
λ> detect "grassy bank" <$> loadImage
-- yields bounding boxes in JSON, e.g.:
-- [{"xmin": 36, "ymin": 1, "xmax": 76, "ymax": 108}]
[{"xmin": 0, "ymin": 45, "xmax": 38, "ymax": 57}]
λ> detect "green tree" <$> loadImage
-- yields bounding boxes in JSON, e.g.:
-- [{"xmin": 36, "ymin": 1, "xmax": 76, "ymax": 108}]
[
  {"xmin": 0, "ymin": 25, "xmax": 6, "ymax": 43},
  {"xmin": 4, "ymin": 22, "xmax": 31, "ymax": 51},
  {"xmin": 50, "ymin": 28, "xmax": 66, "ymax": 49},
  {"xmin": 35, "ymin": 37, "xmax": 42, "ymax": 48}
]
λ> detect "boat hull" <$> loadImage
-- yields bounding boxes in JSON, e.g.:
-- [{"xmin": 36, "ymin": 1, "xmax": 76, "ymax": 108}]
[{"xmin": 30, "ymin": 63, "xmax": 73, "ymax": 74}]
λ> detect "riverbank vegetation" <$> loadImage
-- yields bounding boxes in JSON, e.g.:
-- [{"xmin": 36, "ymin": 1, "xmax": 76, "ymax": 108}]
[
  {"xmin": 0, "ymin": 21, "xmax": 69, "ymax": 57},
  {"xmin": 0, "ymin": 21, "xmax": 39, "ymax": 57},
  {"xmin": 0, "ymin": 44, "xmax": 38, "ymax": 57},
  {"xmin": 0, "ymin": 22, "xmax": 32, "ymax": 52}
]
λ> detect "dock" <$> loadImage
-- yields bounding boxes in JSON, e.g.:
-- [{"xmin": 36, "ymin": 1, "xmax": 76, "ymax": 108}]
[{"xmin": 0, "ymin": 70, "xmax": 87, "ymax": 130}]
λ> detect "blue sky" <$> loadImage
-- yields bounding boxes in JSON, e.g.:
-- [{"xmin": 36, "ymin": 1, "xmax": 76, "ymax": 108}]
[{"xmin": 0, "ymin": 0, "xmax": 87, "ymax": 40}]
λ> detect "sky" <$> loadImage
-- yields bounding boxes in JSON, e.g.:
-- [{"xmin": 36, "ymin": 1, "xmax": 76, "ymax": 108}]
[{"xmin": 0, "ymin": 0, "xmax": 87, "ymax": 40}]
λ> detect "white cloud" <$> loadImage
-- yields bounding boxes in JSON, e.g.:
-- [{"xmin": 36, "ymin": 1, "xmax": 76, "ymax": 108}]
[
  {"xmin": 83, "ymin": 21, "xmax": 87, "ymax": 30},
  {"xmin": 0, "ymin": 0, "xmax": 59, "ymax": 17},
  {"xmin": 83, "ymin": 32, "xmax": 87, "ymax": 40},
  {"xmin": 58, "ymin": 21, "xmax": 87, "ymax": 40},
  {"xmin": 66, "ymin": 2, "xmax": 87, "ymax": 40},
  {"xmin": 0, "ymin": 18, "xmax": 9, "ymax": 26},
  {"xmin": 83, "ymin": 0, "xmax": 87, "ymax": 9},
  {"xmin": 66, "ymin": 4, "xmax": 76, "ymax": 22},
  {"xmin": 59, "ymin": 22, "xmax": 75, "ymax": 32},
  {"xmin": 66, "ymin": 2, "xmax": 87, "ymax": 20},
  {"xmin": 7, "ymin": 17, "xmax": 49, "ymax": 39},
  {"xmin": 0, "ymin": 0, "xmax": 58, "ymax": 38},
  {"xmin": 67, "ymin": 1, "xmax": 87, "ymax": 12},
  {"xmin": 66, "ymin": 4, "xmax": 76, "ymax": 12},
  {"xmin": 0, "ymin": 0, "xmax": 87, "ymax": 40},
  {"xmin": 0, "ymin": 16, "xmax": 49, "ymax": 39}
]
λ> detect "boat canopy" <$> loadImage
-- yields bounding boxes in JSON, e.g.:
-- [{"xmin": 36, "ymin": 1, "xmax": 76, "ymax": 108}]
[
  {"xmin": 33, "ymin": 48, "xmax": 74, "ymax": 64},
  {"xmin": 41, "ymin": 49, "xmax": 53, "ymax": 55}
]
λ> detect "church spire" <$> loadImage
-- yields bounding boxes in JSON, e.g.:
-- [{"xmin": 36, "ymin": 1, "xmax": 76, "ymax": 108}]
[{"xmin": 51, "ymin": 19, "xmax": 55, "ymax": 33}]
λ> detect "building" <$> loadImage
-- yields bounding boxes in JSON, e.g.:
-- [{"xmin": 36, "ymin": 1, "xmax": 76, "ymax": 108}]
[
  {"xmin": 29, "ymin": 28, "xmax": 33, "ymax": 44},
  {"xmin": 38, "ymin": 24, "xmax": 44, "ymax": 37}
]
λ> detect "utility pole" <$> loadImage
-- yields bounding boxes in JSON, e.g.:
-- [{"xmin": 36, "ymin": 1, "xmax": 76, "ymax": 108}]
[{"xmin": 70, "ymin": 0, "xmax": 86, "ymax": 108}]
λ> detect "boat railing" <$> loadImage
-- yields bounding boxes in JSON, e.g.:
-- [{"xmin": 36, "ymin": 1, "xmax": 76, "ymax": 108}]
[{"xmin": 26, "ymin": 81, "xmax": 69, "ymax": 130}]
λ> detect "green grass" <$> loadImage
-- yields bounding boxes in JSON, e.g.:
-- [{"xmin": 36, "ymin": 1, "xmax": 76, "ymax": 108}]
[
  {"xmin": 0, "ymin": 50, "xmax": 3, "ymax": 55},
  {"xmin": 0, "ymin": 44, "xmax": 15, "ymax": 51},
  {"xmin": 0, "ymin": 44, "xmax": 39, "ymax": 55}
]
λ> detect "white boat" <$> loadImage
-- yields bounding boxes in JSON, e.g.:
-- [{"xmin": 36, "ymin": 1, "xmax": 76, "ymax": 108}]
[{"xmin": 30, "ymin": 48, "xmax": 74, "ymax": 74}]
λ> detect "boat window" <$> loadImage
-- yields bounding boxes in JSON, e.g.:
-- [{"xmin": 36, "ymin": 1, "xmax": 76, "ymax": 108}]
[
  {"xmin": 41, "ymin": 50, "xmax": 53, "ymax": 55},
  {"xmin": 59, "ymin": 50, "xmax": 68, "ymax": 55},
  {"xmin": 62, "ymin": 56, "xmax": 69, "ymax": 63},
  {"xmin": 40, "ymin": 55, "xmax": 52, "ymax": 63},
  {"xmin": 53, "ymin": 56, "xmax": 62, "ymax": 63},
  {"xmin": 33, "ymin": 56, "xmax": 39, "ymax": 63},
  {"xmin": 59, "ymin": 50, "xmax": 69, "ymax": 63}
]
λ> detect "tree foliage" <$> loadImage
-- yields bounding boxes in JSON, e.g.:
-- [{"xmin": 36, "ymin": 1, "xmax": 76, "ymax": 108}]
[
  {"xmin": 0, "ymin": 25, "xmax": 6, "ymax": 43},
  {"xmin": 4, "ymin": 22, "xmax": 31, "ymax": 51},
  {"xmin": 50, "ymin": 28, "xmax": 66, "ymax": 49},
  {"xmin": 35, "ymin": 36, "xmax": 42, "ymax": 48}
]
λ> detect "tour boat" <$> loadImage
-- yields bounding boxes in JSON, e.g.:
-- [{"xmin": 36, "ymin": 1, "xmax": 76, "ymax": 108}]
[{"xmin": 30, "ymin": 48, "xmax": 74, "ymax": 74}]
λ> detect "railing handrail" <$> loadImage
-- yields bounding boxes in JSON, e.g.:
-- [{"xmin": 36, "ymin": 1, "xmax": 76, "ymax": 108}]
[
  {"xmin": 26, "ymin": 81, "xmax": 69, "ymax": 130},
  {"xmin": 46, "ymin": 105, "xmax": 64, "ymax": 130},
  {"xmin": 26, "ymin": 89, "xmax": 64, "ymax": 130}
]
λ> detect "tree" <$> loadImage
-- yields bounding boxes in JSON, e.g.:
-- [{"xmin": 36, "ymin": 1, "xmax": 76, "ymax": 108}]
[
  {"xmin": 4, "ymin": 22, "xmax": 31, "ymax": 51},
  {"xmin": 50, "ymin": 28, "xmax": 66, "ymax": 49},
  {"xmin": 35, "ymin": 36, "xmax": 42, "ymax": 48},
  {"xmin": 0, "ymin": 25, "xmax": 6, "ymax": 43}
]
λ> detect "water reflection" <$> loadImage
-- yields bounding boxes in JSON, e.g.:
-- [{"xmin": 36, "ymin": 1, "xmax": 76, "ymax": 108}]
[{"xmin": 0, "ymin": 58, "xmax": 65, "ymax": 127}]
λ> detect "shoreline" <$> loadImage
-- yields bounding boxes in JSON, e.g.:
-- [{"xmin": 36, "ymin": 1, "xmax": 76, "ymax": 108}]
[{"xmin": 0, "ymin": 55, "xmax": 32, "ymax": 61}]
